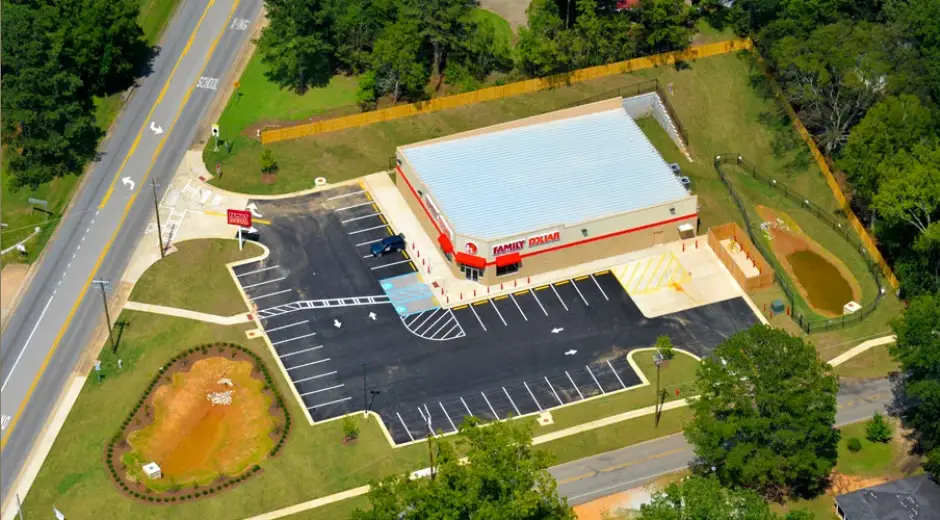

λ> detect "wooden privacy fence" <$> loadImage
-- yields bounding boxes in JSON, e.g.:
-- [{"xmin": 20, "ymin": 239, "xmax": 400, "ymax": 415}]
[
  {"xmin": 708, "ymin": 222, "xmax": 774, "ymax": 292},
  {"xmin": 755, "ymin": 57, "xmax": 899, "ymax": 290},
  {"xmin": 260, "ymin": 38, "xmax": 754, "ymax": 144}
]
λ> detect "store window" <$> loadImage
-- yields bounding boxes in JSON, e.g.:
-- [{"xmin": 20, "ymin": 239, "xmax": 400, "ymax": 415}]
[
  {"xmin": 496, "ymin": 262, "xmax": 521, "ymax": 277},
  {"xmin": 495, "ymin": 253, "xmax": 521, "ymax": 277}
]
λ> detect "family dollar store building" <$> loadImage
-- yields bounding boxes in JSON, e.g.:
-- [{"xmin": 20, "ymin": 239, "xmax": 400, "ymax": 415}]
[{"xmin": 394, "ymin": 98, "xmax": 698, "ymax": 285}]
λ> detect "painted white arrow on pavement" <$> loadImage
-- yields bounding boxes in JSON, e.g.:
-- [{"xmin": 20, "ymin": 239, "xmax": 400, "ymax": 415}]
[
  {"xmin": 333, "ymin": 319, "xmax": 342, "ymax": 328},
  {"xmin": 121, "ymin": 177, "xmax": 135, "ymax": 191},
  {"xmin": 246, "ymin": 202, "xmax": 263, "ymax": 218},
  {"xmin": 149, "ymin": 121, "xmax": 163, "ymax": 135},
  {"xmin": 551, "ymin": 327, "xmax": 564, "ymax": 334},
  {"xmin": 368, "ymin": 312, "xmax": 377, "ymax": 321},
  {"xmin": 564, "ymin": 349, "xmax": 577, "ymax": 356}
]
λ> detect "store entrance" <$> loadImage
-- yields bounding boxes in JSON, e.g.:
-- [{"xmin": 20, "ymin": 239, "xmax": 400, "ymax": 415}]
[{"xmin": 463, "ymin": 266, "xmax": 483, "ymax": 281}]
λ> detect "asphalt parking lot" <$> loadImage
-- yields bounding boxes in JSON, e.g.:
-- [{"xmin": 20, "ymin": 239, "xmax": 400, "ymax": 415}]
[{"xmin": 232, "ymin": 184, "xmax": 758, "ymax": 444}]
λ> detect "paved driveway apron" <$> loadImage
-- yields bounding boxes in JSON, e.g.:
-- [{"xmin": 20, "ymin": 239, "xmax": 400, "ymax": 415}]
[{"xmin": 235, "ymin": 185, "xmax": 758, "ymax": 444}]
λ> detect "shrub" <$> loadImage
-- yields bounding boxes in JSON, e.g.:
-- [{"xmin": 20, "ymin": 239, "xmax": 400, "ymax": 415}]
[
  {"xmin": 147, "ymin": 496, "xmax": 154, "ymax": 502},
  {"xmin": 342, "ymin": 416, "xmax": 360, "ymax": 440},
  {"xmin": 253, "ymin": 464, "xmax": 261, "ymax": 472},
  {"xmin": 847, "ymin": 437, "xmax": 863, "ymax": 452},
  {"xmin": 655, "ymin": 335, "xmax": 676, "ymax": 360},
  {"xmin": 866, "ymin": 412, "xmax": 893, "ymax": 443}
]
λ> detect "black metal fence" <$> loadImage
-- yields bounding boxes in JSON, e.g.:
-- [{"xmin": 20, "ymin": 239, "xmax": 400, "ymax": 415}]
[
  {"xmin": 713, "ymin": 154, "xmax": 884, "ymax": 334},
  {"xmin": 568, "ymin": 79, "xmax": 689, "ymax": 145}
]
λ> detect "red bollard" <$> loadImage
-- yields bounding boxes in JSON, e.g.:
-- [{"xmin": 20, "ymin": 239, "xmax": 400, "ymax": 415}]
[
  {"xmin": 514, "ymin": 280, "xmax": 517, "ymax": 287},
  {"xmin": 682, "ymin": 242, "xmax": 686, "ymax": 252},
  {"xmin": 501, "ymin": 283, "xmax": 503, "ymax": 290},
  {"xmin": 460, "ymin": 293, "xmax": 463, "ymax": 300},
  {"xmin": 695, "ymin": 240, "xmax": 699, "ymax": 249},
  {"xmin": 487, "ymin": 287, "xmax": 490, "ymax": 294},
  {"xmin": 447, "ymin": 296, "xmax": 449, "ymax": 304},
  {"xmin": 474, "ymin": 290, "xmax": 477, "ymax": 297},
  {"xmin": 528, "ymin": 276, "xmax": 531, "ymax": 284},
  {"xmin": 417, "ymin": 250, "xmax": 420, "ymax": 258}
]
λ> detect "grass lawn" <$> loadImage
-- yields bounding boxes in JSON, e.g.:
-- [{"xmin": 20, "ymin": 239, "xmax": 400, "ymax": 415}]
[
  {"xmin": 836, "ymin": 421, "xmax": 901, "ymax": 477},
  {"xmin": 835, "ymin": 344, "xmax": 901, "ymax": 379},
  {"xmin": 472, "ymin": 7, "xmax": 515, "ymax": 46},
  {"xmin": 535, "ymin": 350, "xmax": 698, "ymax": 434},
  {"xmin": 128, "ymin": 239, "xmax": 262, "ymax": 315},
  {"xmin": 0, "ymin": 0, "xmax": 182, "ymax": 258}
]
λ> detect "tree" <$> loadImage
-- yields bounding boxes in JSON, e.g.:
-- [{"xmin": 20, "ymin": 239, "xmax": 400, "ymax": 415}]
[
  {"xmin": 408, "ymin": 0, "xmax": 475, "ymax": 79},
  {"xmin": 890, "ymin": 293, "xmax": 940, "ymax": 478},
  {"xmin": 656, "ymin": 335, "xmax": 675, "ymax": 360},
  {"xmin": 354, "ymin": 417, "xmax": 574, "ymax": 520},
  {"xmin": 260, "ymin": 148, "xmax": 278, "ymax": 174},
  {"xmin": 329, "ymin": 0, "xmax": 397, "ymax": 74},
  {"xmin": 444, "ymin": 10, "xmax": 512, "ymax": 90},
  {"xmin": 888, "ymin": 0, "xmax": 940, "ymax": 101},
  {"xmin": 684, "ymin": 325, "xmax": 840, "ymax": 500},
  {"xmin": 635, "ymin": 475, "xmax": 814, "ymax": 520},
  {"xmin": 838, "ymin": 95, "xmax": 935, "ymax": 202},
  {"xmin": 865, "ymin": 412, "xmax": 893, "ymax": 443},
  {"xmin": 516, "ymin": 0, "xmax": 573, "ymax": 77},
  {"xmin": 771, "ymin": 21, "xmax": 902, "ymax": 154},
  {"xmin": 633, "ymin": 0, "xmax": 694, "ymax": 55},
  {"xmin": 368, "ymin": 18, "xmax": 429, "ymax": 103},
  {"xmin": 258, "ymin": 0, "xmax": 334, "ymax": 92}
]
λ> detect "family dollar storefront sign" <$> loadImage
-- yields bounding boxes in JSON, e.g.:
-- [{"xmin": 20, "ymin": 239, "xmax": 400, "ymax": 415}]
[{"xmin": 492, "ymin": 231, "xmax": 561, "ymax": 256}]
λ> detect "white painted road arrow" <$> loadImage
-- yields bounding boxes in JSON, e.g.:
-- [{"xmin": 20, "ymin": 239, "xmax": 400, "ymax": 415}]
[
  {"xmin": 564, "ymin": 349, "xmax": 577, "ymax": 356},
  {"xmin": 246, "ymin": 202, "xmax": 263, "ymax": 218},
  {"xmin": 333, "ymin": 319, "xmax": 342, "ymax": 328},
  {"xmin": 368, "ymin": 312, "xmax": 376, "ymax": 321},
  {"xmin": 121, "ymin": 177, "xmax": 135, "ymax": 191},
  {"xmin": 149, "ymin": 121, "xmax": 163, "ymax": 135},
  {"xmin": 551, "ymin": 327, "xmax": 565, "ymax": 334}
]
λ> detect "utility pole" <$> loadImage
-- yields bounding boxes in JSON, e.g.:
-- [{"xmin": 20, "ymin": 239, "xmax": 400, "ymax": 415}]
[
  {"xmin": 92, "ymin": 280, "xmax": 115, "ymax": 352},
  {"xmin": 359, "ymin": 362, "xmax": 368, "ymax": 417},
  {"xmin": 653, "ymin": 351, "xmax": 664, "ymax": 427},
  {"xmin": 151, "ymin": 178, "xmax": 165, "ymax": 258},
  {"xmin": 16, "ymin": 493, "xmax": 24, "ymax": 520}
]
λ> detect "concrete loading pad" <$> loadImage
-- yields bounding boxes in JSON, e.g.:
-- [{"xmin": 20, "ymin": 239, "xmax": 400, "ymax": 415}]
[{"xmin": 235, "ymin": 185, "xmax": 759, "ymax": 445}]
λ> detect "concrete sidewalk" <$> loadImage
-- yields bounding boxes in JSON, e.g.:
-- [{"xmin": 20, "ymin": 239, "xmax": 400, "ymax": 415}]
[
  {"xmin": 123, "ymin": 301, "xmax": 254, "ymax": 325},
  {"xmin": 828, "ymin": 335, "xmax": 897, "ymax": 367}
]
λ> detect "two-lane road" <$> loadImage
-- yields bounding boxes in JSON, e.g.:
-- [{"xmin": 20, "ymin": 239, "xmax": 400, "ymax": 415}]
[
  {"xmin": 0, "ymin": 0, "xmax": 262, "ymax": 508},
  {"xmin": 553, "ymin": 377, "xmax": 895, "ymax": 505}
]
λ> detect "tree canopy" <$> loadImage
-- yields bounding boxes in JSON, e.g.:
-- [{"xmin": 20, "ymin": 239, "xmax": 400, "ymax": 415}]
[
  {"xmin": 890, "ymin": 293, "xmax": 940, "ymax": 478},
  {"xmin": 684, "ymin": 325, "xmax": 840, "ymax": 500},
  {"xmin": 635, "ymin": 475, "xmax": 815, "ymax": 520},
  {"xmin": 354, "ymin": 417, "xmax": 574, "ymax": 520}
]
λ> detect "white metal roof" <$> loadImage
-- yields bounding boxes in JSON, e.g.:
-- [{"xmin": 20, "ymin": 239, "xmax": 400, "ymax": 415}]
[{"xmin": 400, "ymin": 107, "xmax": 690, "ymax": 241}]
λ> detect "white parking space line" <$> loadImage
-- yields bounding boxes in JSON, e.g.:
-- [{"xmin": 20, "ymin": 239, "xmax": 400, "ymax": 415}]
[
  {"xmin": 414, "ymin": 309, "xmax": 439, "ymax": 331},
  {"xmin": 490, "ymin": 300, "xmax": 508, "ymax": 326},
  {"xmin": 294, "ymin": 371, "xmax": 336, "ymax": 384},
  {"xmin": 481, "ymin": 392, "xmax": 498, "ymax": 418},
  {"xmin": 551, "ymin": 284, "xmax": 569, "ymax": 311},
  {"xmin": 362, "ymin": 254, "xmax": 374, "ymax": 259},
  {"xmin": 349, "ymin": 224, "xmax": 388, "ymax": 235},
  {"xmin": 529, "ymin": 289, "xmax": 548, "ymax": 316},
  {"xmin": 237, "ymin": 265, "xmax": 279, "ymax": 277},
  {"xmin": 423, "ymin": 310, "xmax": 448, "ymax": 334},
  {"xmin": 503, "ymin": 387, "xmax": 522, "ymax": 416},
  {"xmin": 272, "ymin": 332, "xmax": 318, "ymax": 346},
  {"xmin": 328, "ymin": 190, "xmax": 365, "ymax": 200},
  {"xmin": 355, "ymin": 237, "xmax": 385, "ymax": 247},
  {"xmin": 241, "ymin": 276, "xmax": 286, "ymax": 289},
  {"xmin": 334, "ymin": 201, "xmax": 374, "ymax": 212},
  {"xmin": 428, "ymin": 317, "xmax": 455, "ymax": 339},
  {"xmin": 251, "ymin": 289, "xmax": 293, "ymax": 301},
  {"xmin": 566, "ymin": 371, "xmax": 585, "ymax": 400},
  {"xmin": 469, "ymin": 305, "xmax": 487, "ymax": 331},
  {"xmin": 341, "ymin": 212, "xmax": 382, "ymax": 224},
  {"xmin": 406, "ymin": 311, "xmax": 427, "ymax": 327},
  {"xmin": 545, "ymin": 377, "xmax": 564, "ymax": 405},
  {"xmin": 586, "ymin": 365, "xmax": 605, "ymax": 393},
  {"xmin": 523, "ymin": 381, "xmax": 543, "ymax": 411},
  {"xmin": 572, "ymin": 280, "xmax": 590, "ymax": 306},
  {"xmin": 591, "ymin": 274, "xmax": 610, "ymax": 301},
  {"xmin": 265, "ymin": 320, "xmax": 309, "ymax": 333},
  {"xmin": 371, "ymin": 258, "xmax": 412, "ymax": 271},
  {"xmin": 287, "ymin": 358, "xmax": 331, "ymax": 371},
  {"xmin": 397, "ymin": 413, "xmax": 415, "ymax": 442},
  {"xmin": 440, "ymin": 402, "xmax": 457, "ymax": 432},
  {"xmin": 460, "ymin": 397, "xmax": 474, "ymax": 417},
  {"xmin": 607, "ymin": 360, "xmax": 627, "ymax": 389},
  {"xmin": 279, "ymin": 345, "xmax": 324, "ymax": 358},
  {"xmin": 300, "ymin": 384, "xmax": 344, "ymax": 397},
  {"xmin": 307, "ymin": 396, "xmax": 352, "ymax": 410},
  {"xmin": 439, "ymin": 322, "xmax": 461, "ymax": 340},
  {"xmin": 509, "ymin": 294, "xmax": 528, "ymax": 321}
]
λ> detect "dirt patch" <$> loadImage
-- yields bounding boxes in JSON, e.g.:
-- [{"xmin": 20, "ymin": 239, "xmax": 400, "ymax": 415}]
[
  {"xmin": 106, "ymin": 344, "xmax": 291, "ymax": 504},
  {"xmin": 1, "ymin": 263, "xmax": 30, "ymax": 321},
  {"xmin": 829, "ymin": 473, "xmax": 891, "ymax": 495},
  {"xmin": 756, "ymin": 205, "xmax": 861, "ymax": 317}
]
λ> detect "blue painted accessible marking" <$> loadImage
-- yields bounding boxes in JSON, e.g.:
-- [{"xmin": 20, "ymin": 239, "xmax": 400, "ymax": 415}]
[{"xmin": 379, "ymin": 272, "xmax": 440, "ymax": 316}]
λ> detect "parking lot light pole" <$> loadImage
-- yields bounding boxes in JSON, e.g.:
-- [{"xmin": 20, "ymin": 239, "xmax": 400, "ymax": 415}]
[
  {"xmin": 367, "ymin": 390, "xmax": 380, "ymax": 415},
  {"xmin": 359, "ymin": 362, "xmax": 368, "ymax": 416},
  {"xmin": 92, "ymin": 280, "xmax": 115, "ymax": 352},
  {"xmin": 653, "ymin": 351, "xmax": 664, "ymax": 427}
]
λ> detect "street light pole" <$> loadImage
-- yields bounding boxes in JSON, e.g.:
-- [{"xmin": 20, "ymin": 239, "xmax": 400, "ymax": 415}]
[
  {"xmin": 359, "ymin": 362, "xmax": 368, "ymax": 417},
  {"xmin": 151, "ymin": 178, "xmax": 165, "ymax": 258},
  {"xmin": 653, "ymin": 351, "xmax": 664, "ymax": 427},
  {"xmin": 367, "ymin": 390, "xmax": 381, "ymax": 416},
  {"xmin": 92, "ymin": 280, "xmax": 115, "ymax": 352}
]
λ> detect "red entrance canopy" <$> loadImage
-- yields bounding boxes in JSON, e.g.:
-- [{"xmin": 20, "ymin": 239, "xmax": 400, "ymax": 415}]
[
  {"xmin": 495, "ymin": 252, "xmax": 521, "ymax": 267},
  {"xmin": 455, "ymin": 252, "xmax": 486, "ymax": 269},
  {"xmin": 437, "ymin": 233, "xmax": 454, "ymax": 254}
]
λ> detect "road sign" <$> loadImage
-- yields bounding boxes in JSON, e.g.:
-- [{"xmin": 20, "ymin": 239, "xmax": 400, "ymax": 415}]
[
  {"xmin": 28, "ymin": 197, "xmax": 48, "ymax": 208},
  {"xmin": 94, "ymin": 360, "xmax": 102, "ymax": 371},
  {"xmin": 211, "ymin": 124, "xmax": 220, "ymax": 137},
  {"xmin": 227, "ymin": 209, "xmax": 252, "ymax": 227}
]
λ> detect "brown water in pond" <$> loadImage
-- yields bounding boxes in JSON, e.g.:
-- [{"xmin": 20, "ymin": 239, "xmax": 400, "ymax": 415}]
[{"xmin": 786, "ymin": 250, "xmax": 854, "ymax": 315}]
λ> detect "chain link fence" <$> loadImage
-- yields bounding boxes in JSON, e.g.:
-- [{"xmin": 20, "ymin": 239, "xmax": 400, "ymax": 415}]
[
  {"xmin": 714, "ymin": 154, "xmax": 885, "ymax": 334},
  {"xmin": 568, "ymin": 79, "xmax": 689, "ymax": 145}
]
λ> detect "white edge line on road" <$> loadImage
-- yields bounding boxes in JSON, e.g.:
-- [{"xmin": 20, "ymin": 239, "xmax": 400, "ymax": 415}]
[
  {"xmin": 1, "ymin": 296, "xmax": 54, "ymax": 392},
  {"xmin": 237, "ymin": 265, "xmax": 279, "ymax": 277},
  {"xmin": 566, "ymin": 466, "xmax": 689, "ymax": 502}
]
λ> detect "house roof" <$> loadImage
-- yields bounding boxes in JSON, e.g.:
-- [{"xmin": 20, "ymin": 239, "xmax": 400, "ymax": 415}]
[
  {"xmin": 399, "ymin": 107, "xmax": 690, "ymax": 241},
  {"xmin": 835, "ymin": 475, "xmax": 940, "ymax": 520}
]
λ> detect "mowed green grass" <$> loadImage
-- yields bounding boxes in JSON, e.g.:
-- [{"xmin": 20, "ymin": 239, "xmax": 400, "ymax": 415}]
[
  {"xmin": 835, "ymin": 344, "xmax": 901, "ymax": 379},
  {"xmin": 472, "ymin": 8, "xmax": 515, "ymax": 46},
  {"xmin": 128, "ymin": 239, "xmax": 262, "ymax": 315},
  {"xmin": 0, "ymin": 0, "xmax": 182, "ymax": 257}
]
